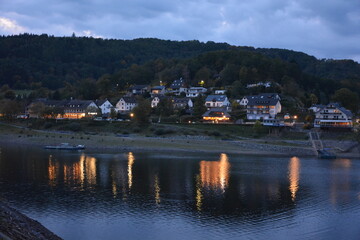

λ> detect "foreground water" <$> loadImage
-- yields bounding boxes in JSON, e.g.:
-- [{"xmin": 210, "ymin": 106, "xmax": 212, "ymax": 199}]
[{"xmin": 0, "ymin": 144, "xmax": 359, "ymax": 240}]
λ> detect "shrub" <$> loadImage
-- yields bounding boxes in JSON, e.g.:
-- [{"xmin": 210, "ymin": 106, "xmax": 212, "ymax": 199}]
[{"xmin": 44, "ymin": 122, "xmax": 53, "ymax": 129}]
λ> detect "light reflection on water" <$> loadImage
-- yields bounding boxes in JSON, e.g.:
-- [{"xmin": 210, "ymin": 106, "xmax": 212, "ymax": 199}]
[{"xmin": 0, "ymin": 145, "xmax": 360, "ymax": 240}]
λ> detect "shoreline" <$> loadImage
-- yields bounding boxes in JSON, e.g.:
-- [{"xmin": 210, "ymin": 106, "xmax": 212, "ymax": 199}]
[
  {"xmin": 0, "ymin": 201, "xmax": 62, "ymax": 240},
  {"xmin": 1, "ymin": 123, "xmax": 358, "ymax": 158}
]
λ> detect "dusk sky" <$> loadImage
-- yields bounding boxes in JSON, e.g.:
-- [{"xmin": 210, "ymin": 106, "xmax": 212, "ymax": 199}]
[{"xmin": 1, "ymin": 0, "xmax": 359, "ymax": 62}]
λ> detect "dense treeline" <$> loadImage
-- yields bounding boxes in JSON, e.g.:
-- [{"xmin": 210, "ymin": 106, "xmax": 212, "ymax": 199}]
[
  {"xmin": 0, "ymin": 34, "xmax": 360, "ymax": 114},
  {"xmin": 1, "ymin": 34, "xmax": 360, "ymax": 90},
  {"xmin": 0, "ymin": 34, "xmax": 231, "ymax": 89}
]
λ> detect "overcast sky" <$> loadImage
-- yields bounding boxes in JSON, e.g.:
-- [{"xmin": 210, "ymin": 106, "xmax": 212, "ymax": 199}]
[{"xmin": 1, "ymin": 0, "xmax": 359, "ymax": 62}]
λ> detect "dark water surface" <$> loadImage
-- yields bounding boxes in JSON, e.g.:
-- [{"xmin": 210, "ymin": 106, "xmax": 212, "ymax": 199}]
[{"xmin": 0, "ymin": 144, "xmax": 359, "ymax": 240}]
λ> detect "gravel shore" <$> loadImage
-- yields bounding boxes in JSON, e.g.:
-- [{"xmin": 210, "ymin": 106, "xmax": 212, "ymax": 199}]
[{"xmin": 0, "ymin": 201, "xmax": 61, "ymax": 240}]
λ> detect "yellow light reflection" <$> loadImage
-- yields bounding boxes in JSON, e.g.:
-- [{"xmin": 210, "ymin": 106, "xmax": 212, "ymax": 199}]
[
  {"xmin": 199, "ymin": 153, "xmax": 230, "ymax": 191},
  {"xmin": 112, "ymin": 181, "xmax": 117, "ymax": 198},
  {"xmin": 48, "ymin": 155, "xmax": 57, "ymax": 187},
  {"xmin": 154, "ymin": 175, "xmax": 161, "ymax": 204},
  {"xmin": 128, "ymin": 152, "xmax": 135, "ymax": 190},
  {"xmin": 195, "ymin": 174, "xmax": 203, "ymax": 212},
  {"xmin": 84, "ymin": 155, "xmax": 97, "ymax": 186},
  {"xmin": 288, "ymin": 157, "xmax": 301, "ymax": 201}
]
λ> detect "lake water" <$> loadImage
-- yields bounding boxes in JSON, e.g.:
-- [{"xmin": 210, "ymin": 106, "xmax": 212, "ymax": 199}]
[{"xmin": 0, "ymin": 144, "xmax": 359, "ymax": 240}]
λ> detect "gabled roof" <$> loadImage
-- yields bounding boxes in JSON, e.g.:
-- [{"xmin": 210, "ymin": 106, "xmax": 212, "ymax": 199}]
[
  {"xmin": 65, "ymin": 100, "xmax": 96, "ymax": 109},
  {"xmin": 95, "ymin": 99, "xmax": 111, "ymax": 107},
  {"xmin": 151, "ymin": 86, "xmax": 165, "ymax": 91},
  {"xmin": 202, "ymin": 108, "xmax": 231, "ymax": 118},
  {"xmin": 246, "ymin": 93, "xmax": 280, "ymax": 106},
  {"xmin": 173, "ymin": 98, "xmax": 191, "ymax": 104},
  {"xmin": 129, "ymin": 85, "xmax": 149, "ymax": 91},
  {"xmin": 205, "ymin": 95, "xmax": 228, "ymax": 102},
  {"xmin": 170, "ymin": 78, "xmax": 186, "ymax": 89},
  {"xmin": 120, "ymin": 97, "xmax": 137, "ymax": 104},
  {"xmin": 318, "ymin": 103, "xmax": 353, "ymax": 117}
]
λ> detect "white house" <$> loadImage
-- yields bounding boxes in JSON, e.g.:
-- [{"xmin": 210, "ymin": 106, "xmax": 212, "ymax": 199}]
[
  {"xmin": 205, "ymin": 95, "xmax": 230, "ymax": 108},
  {"xmin": 309, "ymin": 104, "xmax": 325, "ymax": 113},
  {"xmin": 128, "ymin": 85, "xmax": 149, "ymax": 95},
  {"xmin": 214, "ymin": 90, "xmax": 226, "ymax": 95},
  {"xmin": 246, "ymin": 82, "xmax": 271, "ymax": 88},
  {"xmin": 151, "ymin": 96, "xmax": 166, "ymax": 108},
  {"xmin": 314, "ymin": 103, "xmax": 353, "ymax": 128},
  {"xmin": 186, "ymin": 87, "xmax": 207, "ymax": 98},
  {"xmin": 115, "ymin": 97, "xmax": 138, "ymax": 113},
  {"xmin": 150, "ymin": 86, "xmax": 166, "ymax": 97},
  {"xmin": 246, "ymin": 93, "xmax": 281, "ymax": 120},
  {"xmin": 95, "ymin": 99, "xmax": 113, "ymax": 115},
  {"xmin": 173, "ymin": 98, "xmax": 193, "ymax": 109}
]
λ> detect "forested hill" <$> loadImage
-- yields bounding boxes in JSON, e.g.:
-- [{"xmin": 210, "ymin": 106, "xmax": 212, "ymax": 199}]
[{"xmin": 0, "ymin": 34, "xmax": 359, "ymax": 91}]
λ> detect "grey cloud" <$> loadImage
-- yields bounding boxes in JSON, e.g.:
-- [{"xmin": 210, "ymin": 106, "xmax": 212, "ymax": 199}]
[{"xmin": 0, "ymin": 0, "xmax": 359, "ymax": 62}]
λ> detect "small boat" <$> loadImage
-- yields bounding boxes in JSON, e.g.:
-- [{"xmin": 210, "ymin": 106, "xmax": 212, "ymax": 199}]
[
  {"xmin": 317, "ymin": 149, "xmax": 336, "ymax": 159},
  {"xmin": 44, "ymin": 143, "xmax": 85, "ymax": 150}
]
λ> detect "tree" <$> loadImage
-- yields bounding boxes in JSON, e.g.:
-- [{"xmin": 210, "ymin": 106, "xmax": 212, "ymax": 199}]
[
  {"xmin": 28, "ymin": 102, "xmax": 46, "ymax": 118},
  {"xmin": 0, "ymin": 99, "xmax": 21, "ymax": 119},
  {"xmin": 4, "ymin": 90, "xmax": 16, "ymax": 100},
  {"xmin": 331, "ymin": 88, "xmax": 359, "ymax": 113},
  {"xmin": 132, "ymin": 98, "xmax": 151, "ymax": 124},
  {"xmin": 155, "ymin": 98, "xmax": 174, "ymax": 117},
  {"xmin": 309, "ymin": 93, "xmax": 318, "ymax": 105},
  {"xmin": 193, "ymin": 95, "xmax": 207, "ymax": 119}
]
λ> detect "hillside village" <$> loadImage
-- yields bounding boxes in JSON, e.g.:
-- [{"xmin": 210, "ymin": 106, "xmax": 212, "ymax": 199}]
[{"xmin": 21, "ymin": 77, "xmax": 355, "ymax": 130}]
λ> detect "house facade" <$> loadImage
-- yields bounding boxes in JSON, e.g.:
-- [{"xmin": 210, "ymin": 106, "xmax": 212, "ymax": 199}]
[
  {"xmin": 168, "ymin": 78, "xmax": 188, "ymax": 95},
  {"xmin": 314, "ymin": 103, "xmax": 353, "ymax": 128},
  {"xmin": 246, "ymin": 93, "xmax": 281, "ymax": 120},
  {"xmin": 150, "ymin": 86, "xmax": 166, "ymax": 97},
  {"xmin": 151, "ymin": 96, "xmax": 166, "ymax": 108},
  {"xmin": 95, "ymin": 99, "xmax": 113, "ymax": 115},
  {"xmin": 202, "ymin": 108, "xmax": 231, "ymax": 122},
  {"xmin": 63, "ymin": 100, "xmax": 98, "ymax": 119},
  {"xmin": 115, "ymin": 97, "xmax": 138, "ymax": 113},
  {"xmin": 173, "ymin": 98, "xmax": 193, "ymax": 109},
  {"xmin": 128, "ymin": 85, "xmax": 149, "ymax": 95},
  {"xmin": 186, "ymin": 87, "xmax": 207, "ymax": 98},
  {"xmin": 27, "ymin": 99, "xmax": 98, "ymax": 119},
  {"xmin": 205, "ymin": 95, "xmax": 230, "ymax": 108}
]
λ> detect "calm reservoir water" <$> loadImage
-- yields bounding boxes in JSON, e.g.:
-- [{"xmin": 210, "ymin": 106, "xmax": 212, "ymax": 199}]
[{"xmin": 0, "ymin": 144, "xmax": 359, "ymax": 240}]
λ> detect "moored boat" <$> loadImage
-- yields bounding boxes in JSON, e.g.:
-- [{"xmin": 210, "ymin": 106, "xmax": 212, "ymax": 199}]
[{"xmin": 44, "ymin": 143, "xmax": 85, "ymax": 150}]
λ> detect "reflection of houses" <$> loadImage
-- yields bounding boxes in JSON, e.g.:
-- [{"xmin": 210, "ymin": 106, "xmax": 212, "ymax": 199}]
[
  {"xmin": 150, "ymin": 86, "xmax": 166, "ymax": 97},
  {"xmin": 205, "ymin": 95, "xmax": 230, "ymax": 109},
  {"xmin": 48, "ymin": 153, "xmax": 97, "ymax": 187},
  {"xmin": 115, "ymin": 97, "xmax": 138, "ymax": 113},
  {"xmin": 186, "ymin": 87, "xmax": 207, "ymax": 98},
  {"xmin": 202, "ymin": 108, "xmax": 231, "ymax": 122},
  {"xmin": 173, "ymin": 98, "xmax": 193, "ymax": 109},
  {"xmin": 95, "ymin": 99, "xmax": 113, "ymax": 116},
  {"xmin": 246, "ymin": 93, "xmax": 281, "ymax": 120},
  {"xmin": 199, "ymin": 153, "xmax": 230, "ymax": 191},
  {"xmin": 314, "ymin": 103, "xmax": 353, "ymax": 128}
]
